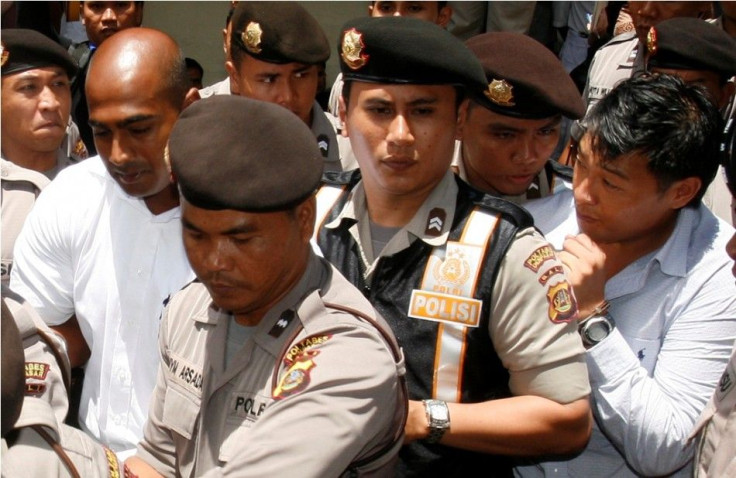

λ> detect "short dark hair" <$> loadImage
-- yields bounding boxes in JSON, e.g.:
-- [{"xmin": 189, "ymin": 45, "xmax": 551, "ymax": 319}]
[
  {"xmin": 584, "ymin": 72, "xmax": 723, "ymax": 207},
  {"xmin": 185, "ymin": 57, "xmax": 203, "ymax": 77}
]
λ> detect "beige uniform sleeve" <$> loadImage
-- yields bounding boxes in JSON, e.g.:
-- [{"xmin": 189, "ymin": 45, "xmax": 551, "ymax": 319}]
[{"xmin": 489, "ymin": 227, "xmax": 590, "ymax": 403}]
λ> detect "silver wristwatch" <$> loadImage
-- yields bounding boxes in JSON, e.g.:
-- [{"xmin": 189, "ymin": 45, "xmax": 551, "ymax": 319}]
[
  {"xmin": 423, "ymin": 399, "xmax": 450, "ymax": 444},
  {"xmin": 579, "ymin": 314, "xmax": 615, "ymax": 348}
]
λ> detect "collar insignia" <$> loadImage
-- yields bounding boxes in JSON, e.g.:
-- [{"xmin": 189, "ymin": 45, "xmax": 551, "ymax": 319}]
[
  {"xmin": 646, "ymin": 26, "xmax": 657, "ymax": 55},
  {"xmin": 1, "ymin": 42, "xmax": 8, "ymax": 67},
  {"xmin": 425, "ymin": 208, "xmax": 446, "ymax": 237},
  {"xmin": 341, "ymin": 28, "xmax": 369, "ymax": 70},
  {"xmin": 243, "ymin": 21, "xmax": 263, "ymax": 54},
  {"xmin": 485, "ymin": 79, "xmax": 515, "ymax": 107}
]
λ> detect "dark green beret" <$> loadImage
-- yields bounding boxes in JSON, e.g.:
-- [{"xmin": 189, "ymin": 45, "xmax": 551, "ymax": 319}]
[
  {"xmin": 170, "ymin": 95, "xmax": 323, "ymax": 212},
  {"xmin": 647, "ymin": 18, "xmax": 736, "ymax": 79},
  {"xmin": 338, "ymin": 16, "xmax": 486, "ymax": 90},
  {"xmin": 230, "ymin": 1, "xmax": 329, "ymax": 65},
  {"xmin": 465, "ymin": 32, "xmax": 585, "ymax": 120},
  {"xmin": 1, "ymin": 28, "xmax": 78, "ymax": 78}
]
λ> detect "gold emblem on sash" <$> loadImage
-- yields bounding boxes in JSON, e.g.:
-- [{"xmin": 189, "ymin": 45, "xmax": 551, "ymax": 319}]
[
  {"xmin": 341, "ymin": 28, "xmax": 369, "ymax": 70},
  {"xmin": 243, "ymin": 21, "xmax": 263, "ymax": 54},
  {"xmin": 485, "ymin": 79, "xmax": 515, "ymax": 107}
]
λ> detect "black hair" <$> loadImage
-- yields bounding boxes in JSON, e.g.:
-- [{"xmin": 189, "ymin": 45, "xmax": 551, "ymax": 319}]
[
  {"xmin": 584, "ymin": 72, "xmax": 723, "ymax": 207},
  {"xmin": 185, "ymin": 57, "xmax": 204, "ymax": 77}
]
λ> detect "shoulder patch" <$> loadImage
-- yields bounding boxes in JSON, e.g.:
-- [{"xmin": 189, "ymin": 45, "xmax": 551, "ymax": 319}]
[
  {"xmin": 524, "ymin": 245, "xmax": 556, "ymax": 273},
  {"xmin": 546, "ymin": 280, "xmax": 578, "ymax": 323},
  {"xmin": 272, "ymin": 334, "xmax": 331, "ymax": 400}
]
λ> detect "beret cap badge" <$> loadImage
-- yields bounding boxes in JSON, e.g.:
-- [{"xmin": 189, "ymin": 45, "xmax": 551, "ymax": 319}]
[
  {"xmin": 1, "ymin": 42, "xmax": 8, "ymax": 68},
  {"xmin": 243, "ymin": 21, "xmax": 264, "ymax": 54},
  {"xmin": 646, "ymin": 26, "xmax": 658, "ymax": 55},
  {"xmin": 341, "ymin": 28, "xmax": 369, "ymax": 70},
  {"xmin": 485, "ymin": 79, "xmax": 515, "ymax": 107}
]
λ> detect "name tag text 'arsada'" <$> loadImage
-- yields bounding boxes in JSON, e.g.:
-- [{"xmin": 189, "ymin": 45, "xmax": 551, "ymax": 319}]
[{"xmin": 409, "ymin": 290, "xmax": 482, "ymax": 327}]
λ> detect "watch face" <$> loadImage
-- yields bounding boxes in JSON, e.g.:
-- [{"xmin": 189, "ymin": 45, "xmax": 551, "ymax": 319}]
[
  {"xmin": 586, "ymin": 320, "xmax": 610, "ymax": 342},
  {"xmin": 430, "ymin": 402, "xmax": 449, "ymax": 421}
]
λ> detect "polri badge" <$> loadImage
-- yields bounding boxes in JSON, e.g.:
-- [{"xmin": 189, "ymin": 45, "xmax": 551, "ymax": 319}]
[
  {"xmin": 341, "ymin": 28, "xmax": 369, "ymax": 70},
  {"xmin": 243, "ymin": 21, "xmax": 263, "ymax": 54},
  {"xmin": 486, "ymin": 79, "xmax": 515, "ymax": 107},
  {"xmin": 646, "ymin": 26, "xmax": 658, "ymax": 55}
]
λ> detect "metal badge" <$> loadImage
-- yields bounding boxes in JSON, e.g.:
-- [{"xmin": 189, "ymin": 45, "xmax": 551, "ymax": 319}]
[
  {"xmin": 1, "ymin": 42, "xmax": 8, "ymax": 67},
  {"xmin": 646, "ymin": 26, "xmax": 658, "ymax": 55},
  {"xmin": 341, "ymin": 28, "xmax": 369, "ymax": 70},
  {"xmin": 485, "ymin": 79, "xmax": 515, "ymax": 107},
  {"xmin": 243, "ymin": 21, "xmax": 263, "ymax": 54}
]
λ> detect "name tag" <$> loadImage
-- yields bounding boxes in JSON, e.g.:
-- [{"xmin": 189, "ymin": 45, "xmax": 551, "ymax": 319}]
[{"xmin": 409, "ymin": 290, "xmax": 482, "ymax": 327}]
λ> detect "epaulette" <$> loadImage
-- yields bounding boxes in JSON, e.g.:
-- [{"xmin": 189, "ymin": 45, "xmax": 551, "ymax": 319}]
[{"xmin": 321, "ymin": 168, "xmax": 361, "ymax": 187}]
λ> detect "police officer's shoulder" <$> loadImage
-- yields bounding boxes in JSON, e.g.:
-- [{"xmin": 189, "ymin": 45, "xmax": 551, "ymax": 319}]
[
  {"xmin": 599, "ymin": 30, "xmax": 638, "ymax": 49},
  {"xmin": 322, "ymin": 169, "xmax": 361, "ymax": 188},
  {"xmin": 460, "ymin": 178, "xmax": 534, "ymax": 229},
  {"xmin": 1, "ymin": 159, "xmax": 51, "ymax": 191}
]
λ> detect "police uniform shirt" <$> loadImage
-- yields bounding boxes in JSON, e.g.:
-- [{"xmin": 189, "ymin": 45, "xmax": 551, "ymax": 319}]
[
  {"xmin": 198, "ymin": 77, "xmax": 232, "ymax": 99},
  {"xmin": 1, "ymin": 290, "xmax": 122, "ymax": 478},
  {"xmin": 1, "ymin": 159, "xmax": 50, "ymax": 286},
  {"xmin": 135, "ymin": 253, "xmax": 404, "ymax": 477},
  {"xmin": 319, "ymin": 170, "xmax": 589, "ymax": 403},
  {"xmin": 582, "ymin": 32, "xmax": 644, "ymax": 115},
  {"xmin": 691, "ymin": 341, "xmax": 736, "ymax": 477}
]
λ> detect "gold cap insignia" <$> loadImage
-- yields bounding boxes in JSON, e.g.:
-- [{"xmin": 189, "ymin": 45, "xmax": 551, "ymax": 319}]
[
  {"xmin": 485, "ymin": 79, "xmax": 515, "ymax": 107},
  {"xmin": 646, "ymin": 26, "xmax": 657, "ymax": 55},
  {"xmin": 243, "ymin": 21, "xmax": 263, "ymax": 54},
  {"xmin": 1, "ymin": 42, "xmax": 8, "ymax": 68},
  {"xmin": 341, "ymin": 28, "xmax": 369, "ymax": 70}
]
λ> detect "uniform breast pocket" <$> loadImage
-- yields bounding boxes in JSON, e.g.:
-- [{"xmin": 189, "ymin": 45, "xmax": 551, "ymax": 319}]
[
  {"xmin": 163, "ymin": 385, "xmax": 201, "ymax": 440},
  {"xmin": 218, "ymin": 391, "xmax": 272, "ymax": 462}
]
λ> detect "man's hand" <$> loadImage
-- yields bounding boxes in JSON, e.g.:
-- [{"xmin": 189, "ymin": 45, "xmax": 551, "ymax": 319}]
[{"xmin": 558, "ymin": 234, "xmax": 607, "ymax": 319}]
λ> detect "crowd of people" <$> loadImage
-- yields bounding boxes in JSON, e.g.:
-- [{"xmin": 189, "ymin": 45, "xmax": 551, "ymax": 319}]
[{"xmin": 1, "ymin": 1, "xmax": 735, "ymax": 477}]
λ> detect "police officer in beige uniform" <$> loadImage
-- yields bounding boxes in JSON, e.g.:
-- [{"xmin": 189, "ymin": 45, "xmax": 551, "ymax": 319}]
[
  {"xmin": 1, "ymin": 29, "xmax": 87, "ymax": 180},
  {"xmin": 1, "ymin": 286, "xmax": 123, "ymax": 477},
  {"xmin": 216, "ymin": 1, "xmax": 356, "ymax": 172},
  {"xmin": 0, "ymin": 30, "xmax": 81, "ymax": 286},
  {"xmin": 453, "ymin": 32, "xmax": 584, "ymax": 210},
  {"xmin": 125, "ymin": 95, "xmax": 406, "ymax": 478},
  {"xmin": 315, "ymin": 17, "xmax": 591, "ymax": 477}
]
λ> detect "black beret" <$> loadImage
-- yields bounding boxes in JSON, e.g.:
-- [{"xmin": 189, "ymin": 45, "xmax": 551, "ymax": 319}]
[
  {"xmin": 465, "ymin": 32, "xmax": 585, "ymax": 119},
  {"xmin": 170, "ymin": 95, "xmax": 323, "ymax": 212},
  {"xmin": 1, "ymin": 28, "xmax": 78, "ymax": 78},
  {"xmin": 647, "ymin": 18, "xmax": 736, "ymax": 78},
  {"xmin": 338, "ymin": 16, "xmax": 486, "ymax": 90},
  {"xmin": 231, "ymin": 1, "xmax": 329, "ymax": 65}
]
